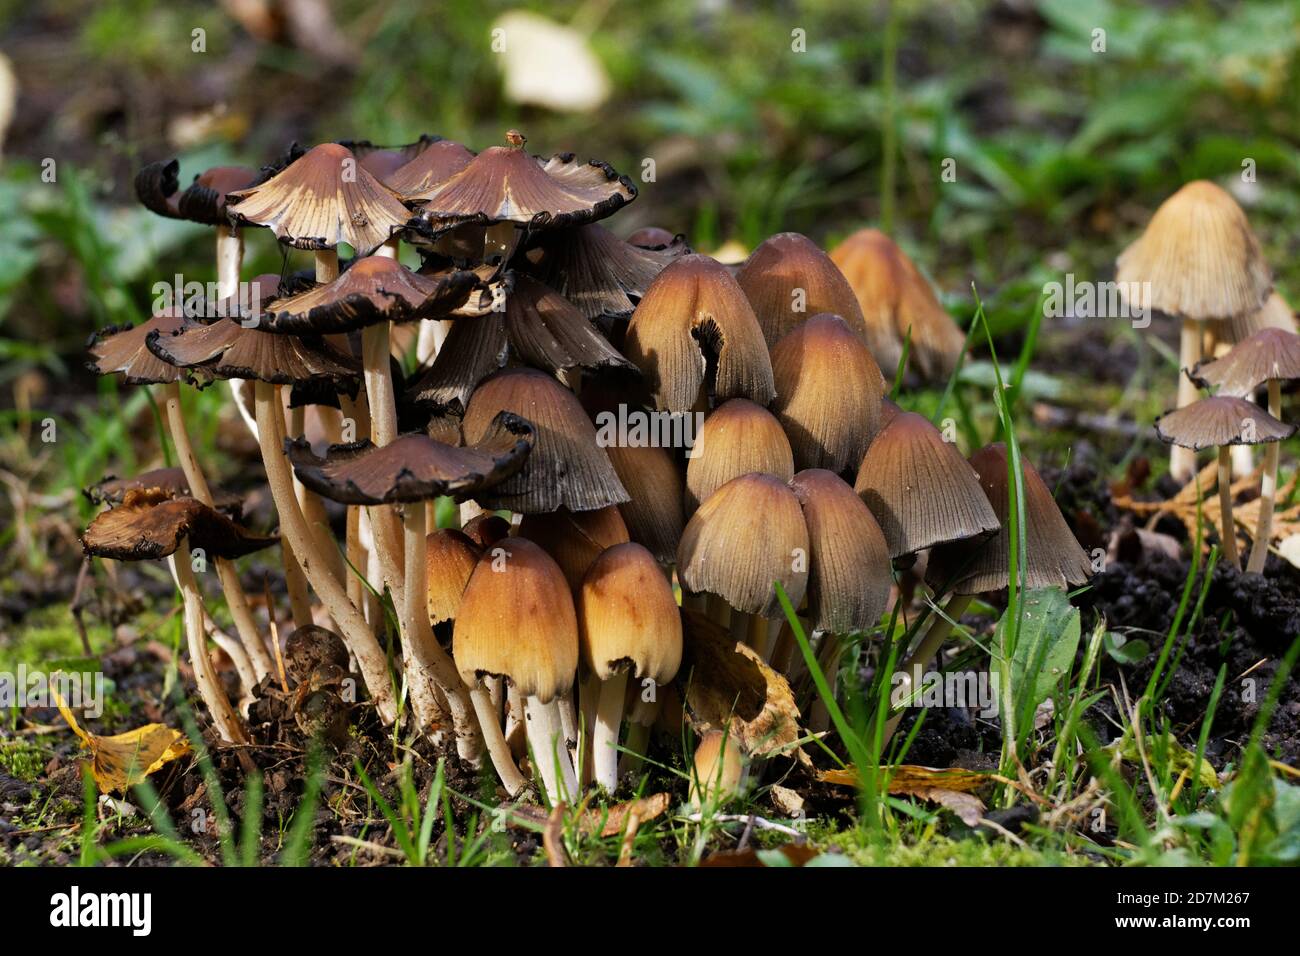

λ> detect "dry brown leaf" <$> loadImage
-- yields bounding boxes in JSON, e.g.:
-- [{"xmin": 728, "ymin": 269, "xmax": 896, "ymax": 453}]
[
  {"xmin": 504, "ymin": 792, "xmax": 671, "ymax": 838},
  {"xmin": 820, "ymin": 764, "xmax": 991, "ymax": 825},
  {"xmin": 55, "ymin": 692, "xmax": 189, "ymax": 794},
  {"xmin": 700, "ymin": 844, "xmax": 820, "ymax": 867}
]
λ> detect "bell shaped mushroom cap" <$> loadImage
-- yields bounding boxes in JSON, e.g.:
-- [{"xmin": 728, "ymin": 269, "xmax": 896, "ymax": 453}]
[
  {"xmin": 690, "ymin": 730, "xmax": 743, "ymax": 806},
  {"xmin": 853, "ymin": 411, "xmax": 999, "ymax": 558},
  {"xmin": 525, "ymin": 223, "xmax": 688, "ymax": 322},
  {"xmin": 462, "ymin": 512, "xmax": 511, "ymax": 548},
  {"xmin": 685, "ymin": 399, "xmax": 794, "ymax": 515},
  {"xmin": 285, "ymin": 411, "xmax": 533, "ymax": 505},
  {"xmin": 789, "ymin": 469, "xmax": 893, "ymax": 634},
  {"xmin": 624, "ymin": 254, "xmax": 775, "ymax": 412},
  {"xmin": 627, "ymin": 226, "xmax": 678, "ymax": 249},
  {"xmin": 927, "ymin": 444, "xmax": 1093, "ymax": 595},
  {"xmin": 87, "ymin": 310, "xmax": 190, "ymax": 386},
  {"xmin": 86, "ymin": 467, "xmax": 242, "ymax": 514},
  {"xmin": 517, "ymin": 506, "xmax": 629, "ymax": 591},
  {"xmin": 1191, "ymin": 326, "xmax": 1300, "ymax": 396},
  {"xmin": 262, "ymin": 255, "xmax": 478, "ymax": 334},
  {"xmin": 81, "ymin": 488, "xmax": 276, "ymax": 561},
  {"xmin": 1115, "ymin": 180, "xmax": 1271, "ymax": 322},
  {"xmin": 677, "ymin": 472, "xmax": 809, "ymax": 618},
  {"xmin": 385, "ymin": 138, "xmax": 476, "ymax": 198},
  {"xmin": 406, "ymin": 312, "xmax": 509, "ymax": 414},
  {"xmin": 462, "ymin": 368, "xmax": 628, "ymax": 513},
  {"xmin": 147, "ymin": 316, "xmax": 360, "ymax": 389},
  {"xmin": 735, "ymin": 232, "xmax": 874, "ymax": 351},
  {"xmin": 453, "ymin": 536, "xmax": 579, "ymax": 702},
  {"xmin": 503, "ymin": 274, "xmax": 635, "ymax": 377},
  {"xmin": 605, "ymin": 443, "xmax": 686, "ymax": 565},
  {"xmin": 1223, "ymin": 291, "xmax": 1296, "ymax": 344},
  {"xmin": 134, "ymin": 161, "xmax": 260, "ymax": 225},
  {"xmin": 578, "ymin": 542, "xmax": 682, "ymax": 684},
  {"xmin": 425, "ymin": 528, "xmax": 482, "ymax": 625},
  {"xmin": 226, "ymin": 142, "xmax": 411, "ymax": 255},
  {"xmin": 407, "ymin": 130, "xmax": 636, "ymax": 232},
  {"xmin": 771, "ymin": 313, "xmax": 885, "ymax": 475},
  {"xmin": 1154, "ymin": 395, "xmax": 1295, "ymax": 450}
]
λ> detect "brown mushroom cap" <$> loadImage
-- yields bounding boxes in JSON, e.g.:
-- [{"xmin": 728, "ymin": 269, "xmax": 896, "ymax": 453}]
[
  {"xmin": 517, "ymin": 506, "xmax": 629, "ymax": 591},
  {"xmin": 87, "ymin": 310, "xmax": 192, "ymax": 386},
  {"xmin": 604, "ymin": 442, "xmax": 686, "ymax": 565},
  {"xmin": 504, "ymin": 274, "xmax": 636, "ymax": 377},
  {"xmin": 789, "ymin": 469, "xmax": 893, "ymax": 633},
  {"xmin": 452, "ymin": 536, "xmax": 579, "ymax": 702},
  {"xmin": 627, "ymin": 227, "xmax": 678, "ymax": 249},
  {"xmin": 426, "ymin": 529, "xmax": 482, "ymax": 625},
  {"xmin": 81, "ymin": 488, "xmax": 276, "ymax": 561},
  {"xmin": 853, "ymin": 411, "xmax": 1000, "ymax": 558},
  {"xmin": 1191, "ymin": 327, "xmax": 1300, "ymax": 396},
  {"xmin": 1154, "ymin": 395, "xmax": 1295, "ymax": 450},
  {"xmin": 226, "ymin": 142, "xmax": 412, "ymax": 255},
  {"xmin": 86, "ymin": 467, "xmax": 242, "ymax": 514},
  {"xmin": 385, "ymin": 138, "xmax": 477, "ymax": 198},
  {"xmin": 461, "ymin": 368, "xmax": 628, "ymax": 513},
  {"xmin": 1116, "ymin": 180, "xmax": 1271, "ymax": 322},
  {"xmin": 405, "ymin": 311, "xmax": 508, "ymax": 414},
  {"xmin": 677, "ymin": 472, "xmax": 809, "ymax": 618},
  {"xmin": 285, "ymin": 411, "xmax": 533, "ymax": 505},
  {"xmin": 771, "ymin": 313, "xmax": 885, "ymax": 475},
  {"xmin": 461, "ymin": 512, "xmax": 511, "ymax": 548},
  {"xmin": 134, "ymin": 161, "xmax": 259, "ymax": 226},
  {"xmin": 685, "ymin": 399, "xmax": 794, "ymax": 515},
  {"xmin": 1222, "ymin": 291, "xmax": 1296, "ymax": 344},
  {"xmin": 147, "ymin": 317, "xmax": 360, "ymax": 388},
  {"xmin": 578, "ymin": 542, "xmax": 682, "ymax": 684},
  {"xmin": 624, "ymin": 254, "xmax": 776, "ymax": 412},
  {"xmin": 927, "ymin": 444, "xmax": 1094, "ymax": 595}
]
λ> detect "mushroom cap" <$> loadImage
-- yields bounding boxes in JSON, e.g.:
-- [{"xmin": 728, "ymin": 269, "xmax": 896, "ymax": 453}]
[
  {"xmin": 134, "ymin": 160, "xmax": 259, "ymax": 225},
  {"xmin": 735, "ymin": 232, "xmax": 875, "ymax": 352},
  {"xmin": 578, "ymin": 542, "xmax": 682, "ymax": 684},
  {"xmin": 853, "ymin": 411, "xmax": 1000, "ymax": 558},
  {"xmin": 1115, "ymin": 180, "xmax": 1271, "ymax": 322},
  {"xmin": 503, "ymin": 274, "xmax": 635, "ymax": 377},
  {"xmin": 1191, "ymin": 326, "xmax": 1300, "ymax": 396},
  {"xmin": 85, "ymin": 467, "xmax": 242, "ymax": 514},
  {"xmin": 407, "ymin": 133, "xmax": 636, "ymax": 233},
  {"xmin": 81, "ymin": 488, "xmax": 276, "ymax": 561},
  {"xmin": 385, "ymin": 139, "xmax": 477, "ymax": 198},
  {"xmin": 524, "ymin": 223, "xmax": 688, "ymax": 322},
  {"xmin": 462, "ymin": 513, "xmax": 511, "ymax": 548},
  {"xmin": 285, "ymin": 411, "xmax": 533, "ymax": 505},
  {"xmin": 226, "ymin": 142, "xmax": 412, "ymax": 255},
  {"xmin": 517, "ymin": 506, "xmax": 629, "ymax": 591},
  {"xmin": 604, "ymin": 442, "xmax": 685, "ymax": 565},
  {"xmin": 685, "ymin": 398, "xmax": 794, "ymax": 515},
  {"xmin": 406, "ymin": 311, "xmax": 509, "ymax": 415},
  {"xmin": 789, "ymin": 469, "xmax": 893, "ymax": 634},
  {"xmin": 690, "ymin": 730, "xmax": 743, "ymax": 806},
  {"xmin": 627, "ymin": 227, "xmax": 678, "ymax": 249},
  {"xmin": 452, "ymin": 536, "xmax": 578, "ymax": 702},
  {"xmin": 261, "ymin": 255, "xmax": 479, "ymax": 334},
  {"xmin": 771, "ymin": 313, "xmax": 885, "ymax": 475},
  {"xmin": 147, "ymin": 318, "xmax": 360, "ymax": 388},
  {"xmin": 624, "ymin": 254, "xmax": 776, "ymax": 412},
  {"xmin": 677, "ymin": 472, "xmax": 809, "ymax": 618},
  {"xmin": 927, "ymin": 444, "xmax": 1094, "ymax": 595},
  {"xmin": 425, "ymin": 528, "xmax": 482, "ymax": 625},
  {"xmin": 1154, "ymin": 394, "xmax": 1295, "ymax": 449},
  {"xmin": 829, "ymin": 229, "xmax": 965, "ymax": 381},
  {"xmin": 461, "ymin": 368, "xmax": 628, "ymax": 513},
  {"xmin": 87, "ymin": 310, "xmax": 191, "ymax": 386},
  {"xmin": 1222, "ymin": 291, "xmax": 1296, "ymax": 344}
]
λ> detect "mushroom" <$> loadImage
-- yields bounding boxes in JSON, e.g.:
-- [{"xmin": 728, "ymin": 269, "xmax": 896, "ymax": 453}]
[
  {"xmin": 577, "ymin": 542, "xmax": 682, "ymax": 792},
  {"xmin": 1116, "ymin": 181, "xmax": 1272, "ymax": 481},
  {"xmin": 771, "ymin": 313, "xmax": 886, "ymax": 474},
  {"xmin": 1154, "ymin": 395, "xmax": 1294, "ymax": 570},
  {"xmin": 517, "ymin": 506, "xmax": 629, "ymax": 591},
  {"xmin": 454, "ymin": 537, "xmax": 580, "ymax": 803},
  {"xmin": 626, "ymin": 226, "xmax": 679, "ymax": 250},
  {"xmin": 385, "ymin": 138, "xmax": 476, "ymax": 198},
  {"xmin": 1192, "ymin": 326, "xmax": 1300, "ymax": 571},
  {"xmin": 689, "ymin": 730, "xmax": 744, "ymax": 809},
  {"xmin": 604, "ymin": 442, "xmax": 686, "ymax": 571},
  {"xmin": 828, "ymin": 228, "xmax": 966, "ymax": 380},
  {"xmin": 623, "ymin": 254, "xmax": 776, "ymax": 412}
]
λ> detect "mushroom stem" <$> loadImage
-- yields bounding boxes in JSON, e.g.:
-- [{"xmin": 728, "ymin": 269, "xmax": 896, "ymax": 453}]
[
  {"xmin": 1217, "ymin": 445, "xmax": 1239, "ymax": 570},
  {"xmin": 315, "ymin": 249, "xmax": 339, "ymax": 284},
  {"xmin": 214, "ymin": 224, "xmax": 261, "ymax": 443},
  {"xmin": 289, "ymin": 404, "xmax": 345, "ymax": 586},
  {"xmin": 359, "ymin": 315, "xmax": 408, "ymax": 604},
  {"xmin": 1171, "ymin": 321, "xmax": 1202, "ymax": 482},
  {"xmin": 1247, "ymin": 380, "xmax": 1282, "ymax": 574},
  {"xmin": 708, "ymin": 594, "xmax": 732, "ymax": 628},
  {"xmin": 254, "ymin": 379, "xmax": 398, "ymax": 724},
  {"xmin": 470, "ymin": 685, "xmax": 527, "ymax": 795},
  {"xmin": 618, "ymin": 713, "xmax": 654, "ymax": 778},
  {"xmin": 746, "ymin": 614, "xmax": 775, "ymax": 660},
  {"xmin": 593, "ymin": 669, "xmax": 629, "ymax": 792},
  {"xmin": 159, "ymin": 382, "xmax": 273, "ymax": 682},
  {"xmin": 525, "ymin": 695, "xmax": 578, "ymax": 805},
  {"xmin": 169, "ymin": 541, "xmax": 247, "ymax": 744},
  {"xmin": 881, "ymin": 593, "xmax": 974, "ymax": 744}
]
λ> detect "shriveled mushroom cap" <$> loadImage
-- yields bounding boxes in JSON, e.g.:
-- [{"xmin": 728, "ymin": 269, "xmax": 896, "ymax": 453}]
[
  {"xmin": 771, "ymin": 313, "xmax": 884, "ymax": 474},
  {"xmin": 453, "ymin": 536, "xmax": 578, "ymax": 702},
  {"xmin": 81, "ymin": 488, "xmax": 276, "ymax": 561},
  {"xmin": 927, "ymin": 444, "xmax": 1093, "ymax": 595},
  {"xmin": 134, "ymin": 161, "xmax": 259, "ymax": 226},
  {"xmin": 385, "ymin": 139, "xmax": 476, "ymax": 198},
  {"xmin": 86, "ymin": 467, "xmax": 242, "ymax": 514},
  {"xmin": 578, "ymin": 542, "xmax": 682, "ymax": 684},
  {"xmin": 829, "ymin": 229, "xmax": 965, "ymax": 381},
  {"xmin": 626, "ymin": 227, "xmax": 678, "ymax": 249},
  {"xmin": 685, "ymin": 399, "xmax": 794, "ymax": 515},
  {"xmin": 1116, "ymin": 180, "xmax": 1271, "ymax": 322},
  {"xmin": 517, "ymin": 506, "xmax": 629, "ymax": 591},
  {"xmin": 1154, "ymin": 395, "xmax": 1294, "ymax": 449},
  {"xmin": 461, "ymin": 368, "xmax": 628, "ymax": 513},
  {"xmin": 735, "ymin": 232, "xmax": 874, "ymax": 351},
  {"xmin": 87, "ymin": 310, "xmax": 191, "ymax": 386},
  {"xmin": 147, "ymin": 318, "xmax": 360, "ymax": 388},
  {"xmin": 853, "ymin": 411, "xmax": 1000, "ymax": 558},
  {"xmin": 789, "ymin": 469, "xmax": 893, "ymax": 634},
  {"xmin": 605, "ymin": 443, "xmax": 685, "ymax": 565},
  {"xmin": 425, "ymin": 529, "xmax": 482, "ymax": 625},
  {"xmin": 285, "ymin": 411, "xmax": 533, "ymax": 505},
  {"xmin": 226, "ymin": 142, "xmax": 411, "ymax": 255},
  {"xmin": 677, "ymin": 472, "xmax": 809, "ymax": 618},
  {"xmin": 624, "ymin": 254, "xmax": 775, "ymax": 412},
  {"xmin": 1222, "ymin": 291, "xmax": 1296, "ymax": 344},
  {"xmin": 1191, "ymin": 327, "xmax": 1300, "ymax": 396},
  {"xmin": 406, "ymin": 311, "xmax": 508, "ymax": 414}
]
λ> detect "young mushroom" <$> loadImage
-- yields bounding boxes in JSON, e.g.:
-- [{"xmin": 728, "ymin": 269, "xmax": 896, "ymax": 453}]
[
  {"xmin": 689, "ymin": 730, "xmax": 744, "ymax": 809},
  {"xmin": 517, "ymin": 506, "xmax": 630, "ymax": 591},
  {"xmin": 685, "ymin": 398, "xmax": 794, "ymax": 516}
]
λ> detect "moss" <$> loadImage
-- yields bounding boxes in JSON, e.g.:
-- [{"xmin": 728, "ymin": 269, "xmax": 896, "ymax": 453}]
[
  {"xmin": 0, "ymin": 738, "xmax": 48, "ymax": 782},
  {"xmin": 0, "ymin": 605, "xmax": 112, "ymax": 672},
  {"xmin": 801, "ymin": 820, "xmax": 1095, "ymax": 866}
]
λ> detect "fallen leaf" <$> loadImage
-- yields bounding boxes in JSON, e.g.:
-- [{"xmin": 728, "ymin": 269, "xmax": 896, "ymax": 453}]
[
  {"xmin": 701, "ymin": 844, "xmax": 821, "ymax": 867},
  {"xmin": 770, "ymin": 784, "xmax": 805, "ymax": 818},
  {"xmin": 504, "ymin": 792, "xmax": 671, "ymax": 837},
  {"xmin": 1108, "ymin": 736, "xmax": 1218, "ymax": 790},
  {"xmin": 55, "ymin": 691, "xmax": 189, "ymax": 794},
  {"xmin": 820, "ymin": 764, "xmax": 992, "ymax": 826}
]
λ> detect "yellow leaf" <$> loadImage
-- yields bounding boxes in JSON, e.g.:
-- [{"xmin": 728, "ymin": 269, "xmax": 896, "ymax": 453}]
[
  {"xmin": 1108, "ymin": 736, "xmax": 1218, "ymax": 790},
  {"xmin": 55, "ymin": 690, "xmax": 190, "ymax": 794},
  {"xmin": 819, "ymin": 764, "xmax": 992, "ymax": 826}
]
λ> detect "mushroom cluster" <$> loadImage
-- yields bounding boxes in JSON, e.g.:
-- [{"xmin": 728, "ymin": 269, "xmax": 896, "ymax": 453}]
[{"xmin": 81, "ymin": 129, "xmax": 1092, "ymax": 803}]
